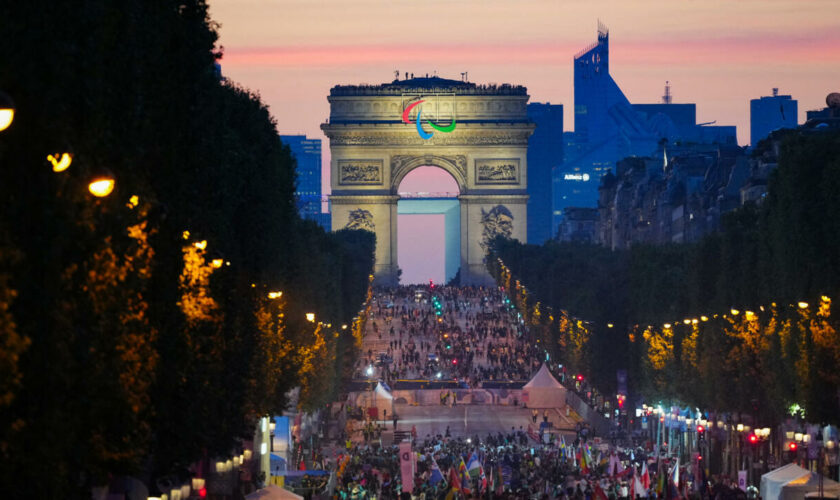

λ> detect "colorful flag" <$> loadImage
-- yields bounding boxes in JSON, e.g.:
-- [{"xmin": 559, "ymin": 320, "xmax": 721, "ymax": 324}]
[
  {"xmin": 467, "ymin": 452, "xmax": 481, "ymax": 479},
  {"xmin": 670, "ymin": 458, "xmax": 680, "ymax": 488},
  {"xmin": 656, "ymin": 461, "xmax": 665, "ymax": 496},
  {"xmin": 641, "ymin": 461, "xmax": 651, "ymax": 491},
  {"xmin": 494, "ymin": 465, "xmax": 504, "ymax": 496},
  {"xmin": 429, "ymin": 456, "xmax": 445, "ymax": 486},
  {"xmin": 449, "ymin": 466, "xmax": 461, "ymax": 492},
  {"xmin": 593, "ymin": 482, "xmax": 609, "ymax": 500},
  {"xmin": 458, "ymin": 457, "xmax": 471, "ymax": 495}
]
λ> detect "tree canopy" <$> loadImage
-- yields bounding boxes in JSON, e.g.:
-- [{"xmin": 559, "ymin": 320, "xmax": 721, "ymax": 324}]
[
  {"xmin": 489, "ymin": 129, "xmax": 840, "ymax": 426},
  {"xmin": 0, "ymin": 1, "xmax": 374, "ymax": 496}
]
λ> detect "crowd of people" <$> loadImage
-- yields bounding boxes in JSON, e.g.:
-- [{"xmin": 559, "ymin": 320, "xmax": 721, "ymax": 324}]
[
  {"xmin": 357, "ymin": 286, "xmax": 541, "ymax": 385},
  {"xmin": 325, "ymin": 285, "xmax": 751, "ymax": 500},
  {"xmin": 331, "ymin": 431, "xmax": 747, "ymax": 500}
]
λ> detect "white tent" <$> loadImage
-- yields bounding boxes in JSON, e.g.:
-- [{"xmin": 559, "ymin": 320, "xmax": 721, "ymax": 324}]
[
  {"xmin": 761, "ymin": 463, "xmax": 840, "ymax": 500},
  {"xmin": 523, "ymin": 364, "xmax": 566, "ymax": 408},
  {"xmin": 245, "ymin": 484, "xmax": 304, "ymax": 500},
  {"xmin": 355, "ymin": 381, "xmax": 394, "ymax": 418}
]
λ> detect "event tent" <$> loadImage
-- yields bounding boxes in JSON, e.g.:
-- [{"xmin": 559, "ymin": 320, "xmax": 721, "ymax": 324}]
[
  {"xmin": 355, "ymin": 381, "xmax": 394, "ymax": 418},
  {"xmin": 761, "ymin": 463, "xmax": 840, "ymax": 500},
  {"xmin": 523, "ymin": 364, "xmax": 566, "ymax": 408}
]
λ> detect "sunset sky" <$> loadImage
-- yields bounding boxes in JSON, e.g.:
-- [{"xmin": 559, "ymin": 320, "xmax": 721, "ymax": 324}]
[{"xmin": 207, "ymin": 0, "xmax": 840, "ymax": 282}]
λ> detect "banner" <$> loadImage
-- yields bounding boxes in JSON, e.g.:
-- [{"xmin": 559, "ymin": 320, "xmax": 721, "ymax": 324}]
[
  {"xmin": 737, "ymin": 470, "xmax": 747, "ymax": 492},
  {"xmin": 400, "ymin": 442, "xmax": 414, "ymax": 492}
]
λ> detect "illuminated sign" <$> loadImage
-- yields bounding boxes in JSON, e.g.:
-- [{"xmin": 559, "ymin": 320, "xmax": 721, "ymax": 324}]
[
  {"xmin": 564, "ymin": 173, "xmax": 590, "ymax": 181},
  {"xmin": 402, "ymin": 99, "xmax": 457, "ymax": 140}
]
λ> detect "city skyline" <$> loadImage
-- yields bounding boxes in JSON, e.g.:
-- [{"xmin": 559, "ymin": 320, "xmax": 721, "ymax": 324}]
[{"xmin": 212, "ymin": 0, "xmax": 839, "ymax": 194}]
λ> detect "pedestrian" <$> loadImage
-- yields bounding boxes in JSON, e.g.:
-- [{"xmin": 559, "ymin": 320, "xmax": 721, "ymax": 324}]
[{"xmin": 532, "ymin": 409, "xmax": 538, "ymax": 423}]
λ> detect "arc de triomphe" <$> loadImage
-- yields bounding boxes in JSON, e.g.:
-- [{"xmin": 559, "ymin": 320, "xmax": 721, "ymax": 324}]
[{"xmin": 322, "ymin": 76, "xmax": 535, "ymax": 285}]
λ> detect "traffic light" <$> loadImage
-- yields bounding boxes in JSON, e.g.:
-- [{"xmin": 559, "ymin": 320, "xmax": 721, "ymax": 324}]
[
  {"xmin": 452, "ymin": 359, "xmax": 458, "ymax": 365},
  {"xmin": 696, "ymin": 425, "xmax": 705, "ymax": 433},
  {"xmin": 576, "ymin": 374, "xmax": 584, "ymax": 381},
  {"xmin": 697, "ymin": 425, "xmax": 706, "ymax": 443},
  {"xmin": 788, "ymin": 442, "xmax": 797, "ymax": 452},
  {"xmin": 748, "ymin": 434, "xmax": 759, "ymax": 445}
]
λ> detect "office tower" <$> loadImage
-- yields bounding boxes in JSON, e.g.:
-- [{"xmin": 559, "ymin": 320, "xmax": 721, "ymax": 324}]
[
  {"xmin": 750, "ymin": 88, "xmax": 798, "ymax": 146},
  {"xmin": 526, "ymin": 102, "xmax": 563, "ymax": 243}
]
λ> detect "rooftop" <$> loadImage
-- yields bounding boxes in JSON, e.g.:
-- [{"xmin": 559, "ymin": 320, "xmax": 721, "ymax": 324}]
[{"xmin": 330, "ymin": 76, "xmax": 527, "ymax": 96}]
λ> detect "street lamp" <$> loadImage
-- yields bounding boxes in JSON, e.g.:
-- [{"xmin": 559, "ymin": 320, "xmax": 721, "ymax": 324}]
[
  {"xmin": 0, "ymin": 91, "xmax": 14, "ymax": 131},
  {"xmin": 88, "ymin": 168, "xmax": 115, "ymax": 197},
  {"xmin": 47, "ymin": 152, "xmax": 73, "ymax": 172},
  {"xmin": 306, "ymin": 313, "xmax": 315, "ymax": 322}
]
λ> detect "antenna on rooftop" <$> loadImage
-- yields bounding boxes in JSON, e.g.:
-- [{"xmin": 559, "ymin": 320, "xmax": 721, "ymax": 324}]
[
  {"xmin": 395, "ymin": 70, "xmax": 400, "ymax": 80},
  {"xmin": 662, "ymin": 81, "xmax": 672, "ymax": 104}
]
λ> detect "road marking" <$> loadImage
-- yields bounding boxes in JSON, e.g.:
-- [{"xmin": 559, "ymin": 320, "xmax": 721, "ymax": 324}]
[{"xmin": 464, "ymin": 406, "xmax": 468, "ymax": 433}]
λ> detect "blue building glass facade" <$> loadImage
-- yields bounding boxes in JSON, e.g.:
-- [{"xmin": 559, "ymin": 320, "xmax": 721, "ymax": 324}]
[
  {"xmin": 526, "ymin": 102, "xmax": 563, "ymax": 243},
  {"xmin": 279, "ymin": 135, "xmax": 328, "ymax": 228},
  {"xmin": 750, "ymin": 90, "xmax": 798, "ymax": 146},
  {"xmin": 559, "ymin": 24, "xmax": 738, "ymax": 224}
]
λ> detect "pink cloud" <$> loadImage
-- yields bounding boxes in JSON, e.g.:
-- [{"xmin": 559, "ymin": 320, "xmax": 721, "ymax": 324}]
[{"xmin": 222, "ymin": 31, "xmax": 840, "ymax": 69}]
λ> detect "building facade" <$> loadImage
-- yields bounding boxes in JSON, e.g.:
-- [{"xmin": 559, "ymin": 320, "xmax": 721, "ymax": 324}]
[
  {"xmin": 279, "ymin": 135, "xmax": 328, "ymax": 228},
  {"xmin": 526, "ymin": 102, "xmax": 563, "ymax": 243},
  {"xmin": 750, "ymin": 89, "xmax": 798, "ymax": 146},
  {"xmin": 559, "ymin": 25, "xmax": 737, "ymax": 232}
]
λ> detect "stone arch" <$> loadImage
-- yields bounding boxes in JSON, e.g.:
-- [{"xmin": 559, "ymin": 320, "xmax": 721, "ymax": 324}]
[{"xmin": 389, "ymin": 155, "xmax": 468, "ymax": 194}]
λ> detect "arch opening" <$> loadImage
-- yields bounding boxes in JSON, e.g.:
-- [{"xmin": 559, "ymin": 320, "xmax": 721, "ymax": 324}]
[{"xmin": 396, "ymin": 166, "xmax": 461, "ymax": 285}]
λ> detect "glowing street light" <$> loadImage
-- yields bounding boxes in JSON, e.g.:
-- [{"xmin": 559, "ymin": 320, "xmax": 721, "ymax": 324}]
[
  {"xmin": 88, "ymin": 175, "xmax": 115, "ymax": 197},
  {"xmin": 366, "ymin": 365, "xmax": 373, "ymax": 376},
  {"xmin": 305, "ymin": 313, "xmax": 315, "ymax": 322},
  {"xmin": 267, "ymin": 291, "xmax": 282, "ymax": 299},
  {"xmin": 798, "ymin": 302, "xmax": 809, "ymax": 309},
  {"xmin": 0, "ymin": 91, "xmax": 14, "ymax": 132},
  {"xmin": 47, "ymin": 153, "xmax": 73, "ymax": 172}
]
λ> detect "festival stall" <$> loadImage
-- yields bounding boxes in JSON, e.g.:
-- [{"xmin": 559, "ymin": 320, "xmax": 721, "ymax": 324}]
[
  {"xmin": 760, "ymin": 463, "xmax": 840, "ymax": 500},
  {"xmin": 523, "ymin": 364, "xmax": 566, "ymax": 408}
]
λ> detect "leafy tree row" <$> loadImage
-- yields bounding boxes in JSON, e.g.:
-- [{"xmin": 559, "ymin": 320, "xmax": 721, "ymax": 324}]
[
  {"xmin": 488, "ymin": 129, "xmax": 840, "ymax": 425},
  {"xmin": 0, "ymin": 1, "xmax": 374, "ymax": 497}
]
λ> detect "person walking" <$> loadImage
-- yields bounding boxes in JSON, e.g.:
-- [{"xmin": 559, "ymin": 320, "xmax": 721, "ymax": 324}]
[{"xmin": 532, "ymin": 409, "xmax": 538, "ymax": 423}]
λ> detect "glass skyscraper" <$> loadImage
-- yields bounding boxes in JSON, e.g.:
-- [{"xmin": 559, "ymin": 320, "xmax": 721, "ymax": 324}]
[{"xmin": 279, "ymin": 135, "xmax": 329, "ymax": 229}]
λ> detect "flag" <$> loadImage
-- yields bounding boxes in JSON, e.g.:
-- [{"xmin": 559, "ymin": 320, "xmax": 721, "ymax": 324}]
[
  {"xmin": 594, "ymin": 482, "xmax": 609, "ymax": 500},
  {"xmin": 577, "ymin": 446, "xmax": 592, "ymax": 474},
  {"xmin": 656, "ymin": 461, "xmax": 665, "ymax": 496},
  {"xmin": 458, "ymin": 457, "xmax": 471, "ymax": 495},
  {"xmin": 608, "ymin": 452, "xmax": 625, "ymax": 477},
  {"xmin": 641, "ymin": 462, "xmax": 651, "ymax": 491},
  {"xmin": 429, "ymin": 456, "xmax": 445, "ymax": 486},
  {"xmin": 467, "ymin": 452, "xmax": 481, "ymax": 479},
  {"xmin": 495, "ymin": 465, "xmax": 504, "ymax": 496},
  {"xmin": 634, "ymin": 474, "xmax": 648, "ymax": 498},
  {"xmin": 667, "ymin": 458, "xmax": 680, "ymax": 500},
  {"xmin": 449, "ymin": 466, "xmax": 461, "ymax": 493}
]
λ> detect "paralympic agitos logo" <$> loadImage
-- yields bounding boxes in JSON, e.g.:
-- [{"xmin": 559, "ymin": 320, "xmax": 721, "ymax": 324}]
[{"xmin": 401, "ymin": 99, "xmax": 457, "ymax": 140}]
